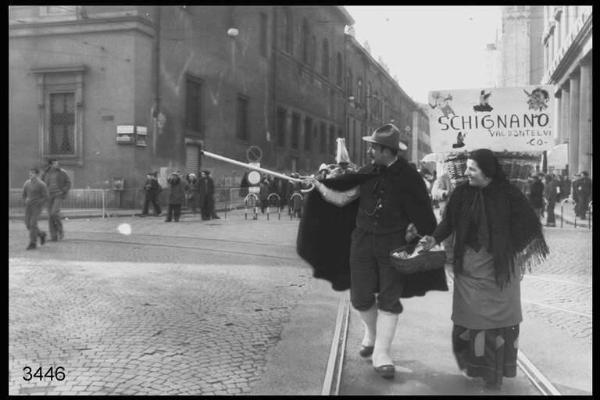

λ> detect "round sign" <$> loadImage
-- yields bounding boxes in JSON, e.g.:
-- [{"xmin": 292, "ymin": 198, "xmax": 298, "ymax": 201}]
[
  {"xmin": 246, "ymin": 146, "xmax": 263, "ymax": 163},
  {"xmin": 247, "ymin": 170, "xmax": 261, "ymax": 185}
]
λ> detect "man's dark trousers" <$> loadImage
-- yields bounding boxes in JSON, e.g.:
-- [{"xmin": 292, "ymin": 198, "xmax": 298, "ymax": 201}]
[
  {"xmin": 48, "ymin": 195, "xmax": 64, "ymax": 240},
  {"xmin": 25, "ymin": 203, "xmax": 45, "ymax": 245}
]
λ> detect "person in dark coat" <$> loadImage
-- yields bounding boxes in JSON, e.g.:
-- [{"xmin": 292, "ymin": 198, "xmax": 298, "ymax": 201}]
[
  {"xmin": 527, "ymin": 174, "xmax": 544, "ymax": 219},
  {"xmin": 23, "ymin": 167, "xmax": 49, "ymax": 250},
  {"xmin": 560, "ymin": 174, "xmax": 571, "ymax": 202},
  {"xmin": 543, "ymin": 174, "xmax": 559, "ymax": 227},
  {"xmin": 141, "ymin": 172, "xmax": 162, "ymax": 216},
  {"xmin": 201, "ymin": 170, "xmax": 219, "ymax": 220},
  {"xmin": 184, "ymin": 173, "xmax": 201, "ymax": 215},
  {"xmin": 300, "ymin": 123, "xmax": 447, "ymax": 380},
  {"xmin": 574, "ymin": 171, "xmax": 592, "ymax": 219},
  {"xmin": 41, "ymin": 159, "xmax": 71, "ymax": 241},
  {"xmin": 419, "ymin": 149, "xmax": 548, "ymax": 390},
  {"xmin": 165, "ymin": 171, "xmax": 185, "ymax": 222}
]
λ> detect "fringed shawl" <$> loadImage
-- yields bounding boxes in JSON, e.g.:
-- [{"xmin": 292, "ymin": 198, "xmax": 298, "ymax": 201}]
[{"xmin": 433, "ymin": 180, "xmax": 549, "ymax": 287}]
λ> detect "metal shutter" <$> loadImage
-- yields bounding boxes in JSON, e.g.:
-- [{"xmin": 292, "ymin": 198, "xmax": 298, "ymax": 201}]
[{"xmin": 185, "ymin": 145, "xmax": 200, "ymax": 175}]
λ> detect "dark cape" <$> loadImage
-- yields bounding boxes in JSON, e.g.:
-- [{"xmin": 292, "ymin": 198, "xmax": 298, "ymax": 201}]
[{"xmin": 296, "ymin": 168, "xmax": 449, "ymax": 297}]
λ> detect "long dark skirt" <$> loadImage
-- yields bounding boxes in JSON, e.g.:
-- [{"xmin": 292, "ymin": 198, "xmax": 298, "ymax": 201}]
[{"xmin": 452, "ymin": 324, "xmax": 519, "ymax": 386}]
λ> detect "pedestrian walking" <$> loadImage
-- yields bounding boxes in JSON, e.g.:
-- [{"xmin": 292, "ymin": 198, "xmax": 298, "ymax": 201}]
[
  {"xmin": 184, "ymin": 173, "xmax": 201, "ymax": 215},
  {"xmin": 419, "ymin": 149, "xmax": 549, "ymax": 390},
  {"xmin": 431, "ymin": 170, "xmax": 455, "ymax": 263},
  {"xmin": 259, "ymin": 178, "xmax": 269, "ymax": 214},
  {"xmin": 41, "ymin": 159, "xmax": 71, "ymax": 241},
  {"xmin": 574, "ymin": 171, "xmax": 592, "ymax": 219},
  {"xmin": 165, "ymin": 171, "xmax": 185, "ymax": 222},
  {"xmin": 527, "ymin": 173, "xmax": 544, "ymax": 219},
  {"xmin": 22, "ymin": 167, "xmax": 49, "ymax": 250},
  {"xmin": 141, "ymin": 172, "xmax": 162, "ymax": 216},
  {"xmin": 543, "ymin": 174, "xmax": 559, "ymax": 227},
  {"xmin": 302, "ymin": 123, "xmax": 447, "ymax": 379},
  {"xmin": 560, "ymin": 174, "xmax": 571, "ymax": 202},
  {"xmin": 201, "ymin": 170, "xmax": 219, "ymax": 220}
]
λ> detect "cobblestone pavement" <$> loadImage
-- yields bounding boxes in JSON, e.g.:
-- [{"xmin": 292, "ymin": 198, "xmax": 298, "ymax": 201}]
[
  {"xmin": 520, "ymin": 227, "xmax": 592, "ymax": 342},
  {"xmin": 9, "ymin": 217, "xmax": 312, "ymax": 396}
]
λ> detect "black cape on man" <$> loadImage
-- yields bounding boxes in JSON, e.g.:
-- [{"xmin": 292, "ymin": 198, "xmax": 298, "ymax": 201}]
[{"xmin": 296, "ymin": 166, "xmax": 448, "ymax": 297}]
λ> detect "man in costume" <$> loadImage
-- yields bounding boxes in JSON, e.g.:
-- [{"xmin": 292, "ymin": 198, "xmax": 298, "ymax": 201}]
[{"xmin": 298, "ymin": 123, "xmax": 447, "ymax": 379}]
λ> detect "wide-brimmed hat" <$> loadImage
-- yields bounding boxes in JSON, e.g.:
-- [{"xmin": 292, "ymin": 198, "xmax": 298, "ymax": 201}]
[{"xmin": 362, "ymin": 123, "xmax": 408, "ymax": 151}]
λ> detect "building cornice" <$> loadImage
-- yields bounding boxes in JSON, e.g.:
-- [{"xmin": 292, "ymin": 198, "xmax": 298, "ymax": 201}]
[
  {"xmin": 9, "ymin": 15, "xmax": 156, "ymax": 39},
  {"xmin": 547, "ymin": 12, "xmax": 592, "ymax": 84}
]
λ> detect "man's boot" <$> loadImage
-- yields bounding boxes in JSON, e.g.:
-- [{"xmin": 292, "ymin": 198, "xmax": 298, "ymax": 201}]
[
  {"xmin": 372, "ymin": 310, "xmax": 399, "ymax": 379},
  {"xmin": 358, "ymin": 304, "xmax": 377, "ymax": 357}
]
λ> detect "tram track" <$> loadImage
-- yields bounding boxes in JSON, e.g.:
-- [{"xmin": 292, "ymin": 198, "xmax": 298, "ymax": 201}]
[{"xmin": 59, "ymin": 234, "xmax": 301, "ymax": 263}]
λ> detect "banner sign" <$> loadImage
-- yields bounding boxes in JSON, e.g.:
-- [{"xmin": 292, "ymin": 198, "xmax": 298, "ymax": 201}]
[{"xmin": 427, "ymin": 86, "xmax": 554, "ymax": 153}]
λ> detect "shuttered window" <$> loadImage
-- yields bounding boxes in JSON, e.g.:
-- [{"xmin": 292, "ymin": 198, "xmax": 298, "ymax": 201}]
[{"xmin": 185, "ymin": 145, "xmax": 201, "ymax": 175}]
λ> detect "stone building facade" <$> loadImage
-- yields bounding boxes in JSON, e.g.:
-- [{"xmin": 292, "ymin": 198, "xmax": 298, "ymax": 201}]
[
  {"xmin": 9, "ymin": 6, "xmax": 428, "ymax": 198},
  {"xmin": 542, "ymin": 6, "xmax": 592, "ymax": 177}
]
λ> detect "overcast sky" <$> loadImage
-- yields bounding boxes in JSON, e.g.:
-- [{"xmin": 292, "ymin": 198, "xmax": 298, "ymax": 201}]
[{"xmin": 345, "ymin": 6, "xmax": 502, "ymax": 104}]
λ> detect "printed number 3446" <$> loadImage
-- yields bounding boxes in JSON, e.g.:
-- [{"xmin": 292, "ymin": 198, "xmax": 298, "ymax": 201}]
[{"xmin": 23, "ymin": 366, "xmax": 65, "ymax": 381}]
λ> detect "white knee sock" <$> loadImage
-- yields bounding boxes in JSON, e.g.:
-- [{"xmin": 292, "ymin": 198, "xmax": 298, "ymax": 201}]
[
  {"xmin": 372, "ymin": 310, "xmax": 399, "ymax": 367},
  {"xmin": 358, "ymin": 305, "xmax": 378, "ymax": 347}
]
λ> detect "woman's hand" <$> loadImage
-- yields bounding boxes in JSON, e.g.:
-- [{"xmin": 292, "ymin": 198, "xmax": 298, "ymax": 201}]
[{"xmin": 418, "ymin": 235, "xmax": 437, "ymax": 252}]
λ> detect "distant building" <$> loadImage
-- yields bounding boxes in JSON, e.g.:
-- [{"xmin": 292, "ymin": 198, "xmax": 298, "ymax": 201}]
[
  {"xmin": 542, "ymin": 6, "xmax": 592, "ymax": 177},
  {"xmin": 412, "ymin": 104, "xmax": 432, "ymax": 164},
  {"xmin": 499, "ymin": 6, "xmax": 545, "ymax": 86}
]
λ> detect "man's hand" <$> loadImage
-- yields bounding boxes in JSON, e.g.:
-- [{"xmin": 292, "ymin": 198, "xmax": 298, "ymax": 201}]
[{"xmin": 418, "ymin": 235, "xmax": 437, "ymax": 252}]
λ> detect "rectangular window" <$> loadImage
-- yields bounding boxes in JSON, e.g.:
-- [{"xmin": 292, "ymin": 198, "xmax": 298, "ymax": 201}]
[
  {"xmin": 49, "ymin": 93, "xmax": 75, "ymax": 155},
  {"xmin": 186, "ymin": 77, "xmax": 202, "ymax": 132},
  {"xmin": 320, "ymin": 122, "xmax": 327, "ymax": 154},
  {"xmin": 304, "ymin": 117, "xmax": 312, "ymax": 151},
  {"xmin": 277, "ymin": 107, "xmax": 287, "ymax": 147},
  {"xmin": 260, "ymin": 12, "xmax": 268, "ymax": 57},
  {"xmin": 236, "ymin": 95, "xmax": 249, "ymax": 141},
  {"xmin": 291, "ymin": 112, "xmax": 300, "ymax": 149}
]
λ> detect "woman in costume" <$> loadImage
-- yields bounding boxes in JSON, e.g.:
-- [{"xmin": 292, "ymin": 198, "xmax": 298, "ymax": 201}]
[{"xmin": 419, "ymin": 149, "xmax": 549, "ymax": 390}]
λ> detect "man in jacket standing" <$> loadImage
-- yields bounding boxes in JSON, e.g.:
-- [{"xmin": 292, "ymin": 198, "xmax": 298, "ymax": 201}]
[
  {"xmin": 41, "ymin": 159, "xmax": 71, "ymax": 241},
  {"xmin": 23, "ymin": 167, "xmax": 49, "ymax": 249},
  {"xmin": 528, "ymin": 173, "xmax": 545, "ymax": 219},
  {"xmin": 141, "ymin": 172, "xmax": 162, "ymax": 216},
  {"xmin": 574, "ymin": 171, "xmax": 592, "ymax": 219},
  {"xmin": 304, "ymin": 124, "xmax": 446, "ymax": 379},
  {"xmin": 165, "ymin": 171, "xmax": 185, "ymax": 222}
]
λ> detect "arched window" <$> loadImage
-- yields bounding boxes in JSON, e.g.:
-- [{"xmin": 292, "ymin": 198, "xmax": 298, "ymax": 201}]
[
  {"xmin": 321, "ymin": 39, "xmax": 329, "ymax": 77},
  {"xmin": 302, "ymin": 19, "xmax": 309, "ymax": 63},
  {"xmin": 336, "ymin": 52, "xmax": 343, "ymax": 86},
  {"xmin": 282, "ymin": 7, "xmax": 293, "ymax": 54}
]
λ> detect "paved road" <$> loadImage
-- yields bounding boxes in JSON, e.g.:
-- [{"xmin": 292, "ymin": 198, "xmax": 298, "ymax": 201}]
[
  {"xmin": 9, "ymin": 216, "xmax": 314, "ymax": 396},
  {"xmin": 9, "ymin": 214, "xmax": 592, "ymax": 395}
]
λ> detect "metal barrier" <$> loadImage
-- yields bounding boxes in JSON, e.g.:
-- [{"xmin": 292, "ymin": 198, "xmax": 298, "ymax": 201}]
[
  {"xmin": 289, "ymin": 192, "xmax": 303, "ymax": 220},
  {"xmin": 266, "ymin": 193, "xmax": 281, "ymax": 221},
  {"xmin": 244, "ymin": 193, "xmax": 259, "ymax": 220}
]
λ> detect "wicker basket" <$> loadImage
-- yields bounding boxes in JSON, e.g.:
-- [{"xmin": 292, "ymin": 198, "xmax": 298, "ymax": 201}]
[
  {"xmin": 390, "ymin": 244, "xmax": 447, "ymax": 274},
  {"xmin": 443, "ymin": 151, "xmax": 542, "ymax": 189}
]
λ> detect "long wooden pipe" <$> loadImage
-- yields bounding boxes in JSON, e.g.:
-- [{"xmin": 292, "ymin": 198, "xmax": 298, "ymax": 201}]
[{"xmin": 201, "ymin": 150, "xmax": 315, "ymax": 192}]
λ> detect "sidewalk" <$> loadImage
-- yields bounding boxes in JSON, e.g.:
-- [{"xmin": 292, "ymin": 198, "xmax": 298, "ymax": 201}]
[
  {"xmin": 553, "ymin": 202, "xmax": 592, "ymax": 228},
  {"xmin": 8, "ymin": 206, "xmax": 262, "ymax": 221}
]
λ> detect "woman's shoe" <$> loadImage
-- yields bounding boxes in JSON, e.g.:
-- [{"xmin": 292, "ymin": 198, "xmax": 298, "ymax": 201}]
[
  {"xmin": 359, "ymin": 345, "xmax": 374, "ymax": 358},
  {"xmin": 374, "ymin": 364, "xmax": 395, "ymax": 379}
]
